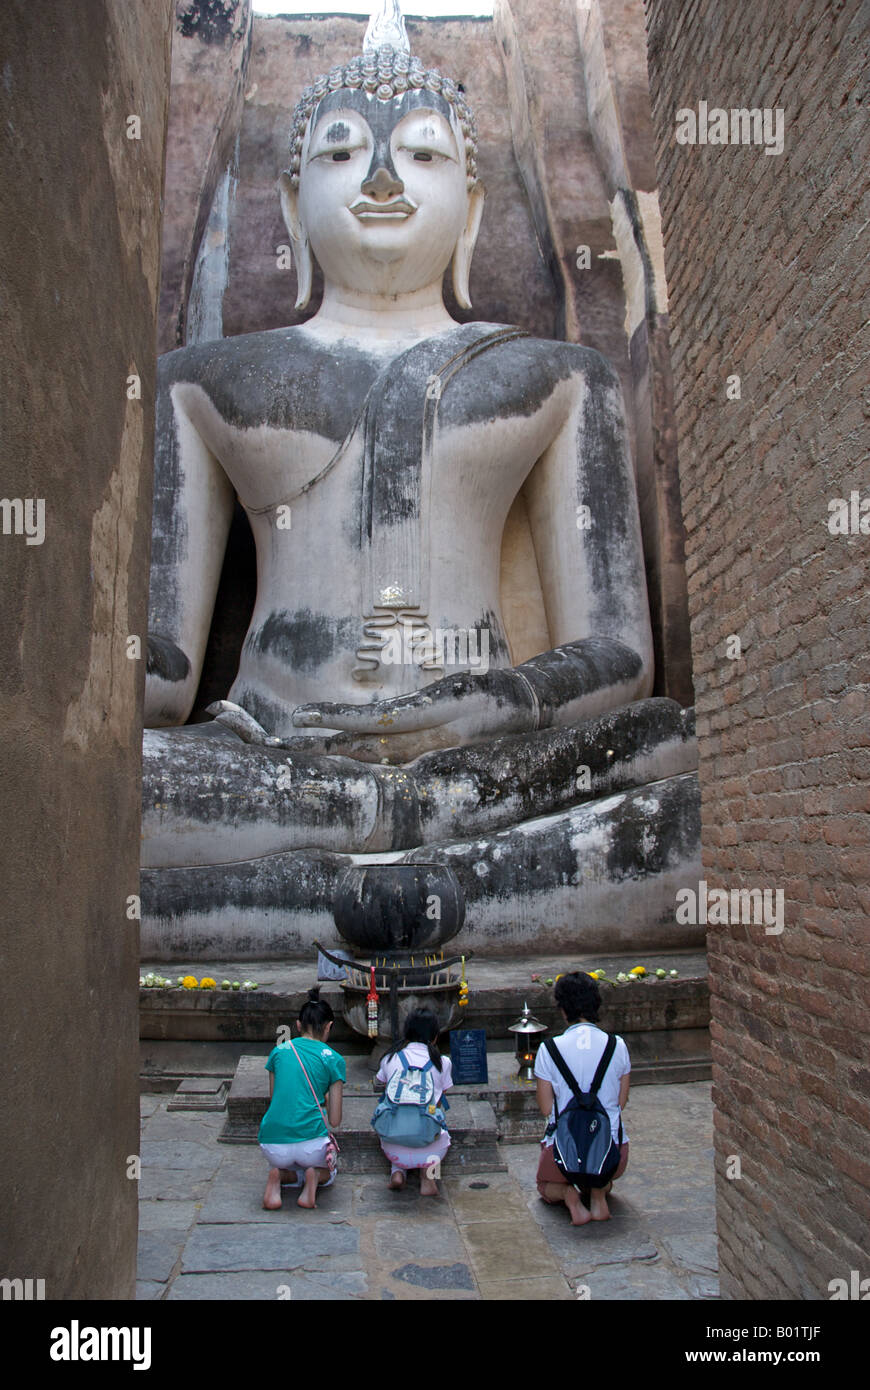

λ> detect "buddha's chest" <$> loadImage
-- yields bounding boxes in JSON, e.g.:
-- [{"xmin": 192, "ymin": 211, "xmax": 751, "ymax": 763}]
[{"xmin": 199, "ymin": 376, "xmax": 555, "ymax": 521}]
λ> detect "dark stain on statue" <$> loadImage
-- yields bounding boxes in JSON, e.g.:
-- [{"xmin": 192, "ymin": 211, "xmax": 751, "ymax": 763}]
[
  {"xmin": 245, "ymin": 608, "xmax": 357, "ymax": 672},
  {"xmin": 325, "ymin": 122, "xmax": 351, "ymax": 145},
  {"xmin": 158, "ymin": 330, "xmax": 382, "ymax": 440},
  {"xmin": 604, "ymin": 775, "xmax": 700, "ymax": 882},
  {"xmin": 178, "ymin": 0, "xmax": 239, "ymax": 45},
  {"xmin": 146, "ymin": 634, "xmax": 191, "ymax": 682}
]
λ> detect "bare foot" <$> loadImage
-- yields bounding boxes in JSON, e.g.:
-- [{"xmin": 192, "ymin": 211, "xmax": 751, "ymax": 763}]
[
  {"xmin": 590, "ymin": 1191, "xmax": 611, "ymax": 1221},
  {"xmin": 389, "ymin": 1170, "xmax": 406, "ymax": 1190},
  {"xmin": 262, "ymin": 1167, "xmax": 283, "ymax": 1210},
  {"xmin": 565, "ymin": 1188, "xmax": 592, "ymax": 1226},
  {"xmin": 297, "ymin": 1166, "xmax": 319, "ymax": 1209},
  {"xmin": 420, "ymin": 1174, "xmax": 439, "ymax": 1197}
]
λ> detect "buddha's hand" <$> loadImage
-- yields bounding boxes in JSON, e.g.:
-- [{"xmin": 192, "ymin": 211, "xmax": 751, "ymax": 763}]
[
  {"xmin": 291, "ymin": 668, "xmax": 540, "ymax": 749},
  {"xmin": 291, "ymin": 639, "xmax": 646, "ymax": 759},
  {"xmin": 206, "ymin": 700, "xmax": 284, "ymax": 746}
]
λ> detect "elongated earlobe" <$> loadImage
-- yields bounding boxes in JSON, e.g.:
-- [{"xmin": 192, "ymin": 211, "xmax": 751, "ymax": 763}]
[
  {"xmin": 278, "ymin": 171, "xmax": 314, "ymax": 310},
  {"xmin": 452, "ymin": 183, "xmax": 485, "ymax": 311}
]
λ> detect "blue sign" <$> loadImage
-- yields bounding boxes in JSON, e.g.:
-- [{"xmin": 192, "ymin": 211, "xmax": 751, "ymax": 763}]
[{"xmin": 449, "ymin": 1028, "xmax": 488, "ymax": 1085}]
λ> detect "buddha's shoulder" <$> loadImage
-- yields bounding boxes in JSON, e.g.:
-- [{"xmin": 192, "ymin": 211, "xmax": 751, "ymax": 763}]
[
  {"xmin": 156, "ymin": 325, "xmax": 353, "ymax": 386},
  {"xmin": 465, "ymin": 325, "xmax": 622, "ymax": 390}
]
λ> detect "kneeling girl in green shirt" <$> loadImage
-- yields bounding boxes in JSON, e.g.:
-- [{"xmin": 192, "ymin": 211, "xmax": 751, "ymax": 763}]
[{"xmin": 259, "ymin": 988, "xmax": 345, "ymax": 1211}]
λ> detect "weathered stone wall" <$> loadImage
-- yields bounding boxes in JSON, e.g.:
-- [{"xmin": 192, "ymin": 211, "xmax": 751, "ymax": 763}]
[
  {"xmin": 645, "ymin": 0, "xmax": 869, "ymax": 1299},
  {"xmin": 0, "ymin": 0, "xmax": 172, "ymax": 1297}
]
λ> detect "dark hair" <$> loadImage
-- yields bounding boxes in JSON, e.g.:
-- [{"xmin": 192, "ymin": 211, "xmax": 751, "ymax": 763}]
[
  {"xmin": 554, "ymin": 972, "xmax": 601, "ymax": 1024},
  {"xmin": 298, "ymin": 987, "xmax": 334, "ymax": 1035},
  {"xmin": 385, "ymin": 1007, "xmax": 443, "ymax": 1072}
]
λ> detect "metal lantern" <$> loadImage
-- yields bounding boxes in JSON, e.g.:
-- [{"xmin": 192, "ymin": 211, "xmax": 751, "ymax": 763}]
[{"xmin": 508, "ymin": 1001, "xmax": 548, "ymax": 1081}]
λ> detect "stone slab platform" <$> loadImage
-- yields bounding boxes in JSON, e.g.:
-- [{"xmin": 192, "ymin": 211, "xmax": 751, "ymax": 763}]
[
  {"xmin": 222, "ymin": 1056, "xmax": 505, "ymax": 1173},
  {"xmin": 139, "ymin": 950, "xmax": 709, "ymax": 1045}
]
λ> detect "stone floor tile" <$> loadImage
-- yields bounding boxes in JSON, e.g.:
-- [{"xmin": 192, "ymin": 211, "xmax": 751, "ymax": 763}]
[
  {"xmin": 353, "ymin": 1177, "xmax": 458, "ymax": 1217},
  {"xmin": 460, "ymin": 1218, "xmax": 557, "ymax": 1281},
  {"xmin": 136, "ymin": 1230, "xmax": 187, "ymax": 1283},
  {"xmin": 478, "ymin": 1276, "xmax": 573, "ymax": 1300},
  {"xmin": 140, "ymin": 1140, "xmax": 221, "ymax": 1176},
  {"xmin": 138, "ymin": 1170, "xmax": 211, "ymax": 1202},
  {"xmin": 373, "ymin": 1217, "xmax": 466, "ymax": 1263},
  {"xmin": 658, "ymin": 1231, "xmax": 719, "ymax": 1272},
  {"xmin": 534, "ymin": 1218, "xmax": 660, "ymax": 1275},
  {"xmin": 138, "ymin": 1200, "xmax": 198, "ymax": 1232},
  {"xmin": 181, "ymin": 1220, "xmax": 358, "ymax": 1273},
  {"xmin": 167, "ymin": 1270, "xmax": 365, "ymax": 1300},
  {"xmin": 645, "ymin": 1207, "xmax": 717, "ymax": 1234},
  {"xmin": 446, "ymin": 1172, "xmax": 533, "ymax": 1222},
  {"xmin": 135, "ymin": 1281, "xmax": 166, "ymax": 1301},
  {"xmin": 580, "ymin": 1260, "xmax": 692, "ymax": 1300}
]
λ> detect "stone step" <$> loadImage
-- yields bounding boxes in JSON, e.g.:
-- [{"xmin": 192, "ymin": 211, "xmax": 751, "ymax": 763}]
[
  {"xmin": 141, "ymin": 1019, "xmax": 711, "ymax": 1098},
  {"xmin": 220, "ymin": 1056, "xmax": 505, "ymax": 1173}
]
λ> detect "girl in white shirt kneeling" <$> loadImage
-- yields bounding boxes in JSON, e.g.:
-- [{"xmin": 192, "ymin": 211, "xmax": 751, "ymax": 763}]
[{"xmin": 375, "ymin": 1009, "xmax": 454, "ymax": 1196}]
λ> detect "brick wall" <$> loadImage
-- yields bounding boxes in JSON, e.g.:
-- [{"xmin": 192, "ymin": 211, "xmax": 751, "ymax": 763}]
[{"xmin": 644, "ymin": 0, "xmax": 869, "ymax": 1298}]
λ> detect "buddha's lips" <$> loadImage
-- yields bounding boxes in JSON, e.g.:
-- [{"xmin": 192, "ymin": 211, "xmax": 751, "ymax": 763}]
[{"xmin": 350, "ymin": 198, "xmax": 417, "ymax": 219}]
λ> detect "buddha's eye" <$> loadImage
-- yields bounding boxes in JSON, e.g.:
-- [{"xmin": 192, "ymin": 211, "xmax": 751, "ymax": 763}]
[
  {"xmin": 413, "ymin": 151, "xmax": 434, "ymax": 162},
  {"xmin": 331, "ymin": 151, "xmax": 351, "ymax": 162}
]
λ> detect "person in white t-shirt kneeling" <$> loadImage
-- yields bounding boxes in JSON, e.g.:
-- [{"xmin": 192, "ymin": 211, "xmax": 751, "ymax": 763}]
[
  {"xmin": 375, "ymin": 1009, "xmax": 454, "ymax": 1197},
  {"xmin": 534, "ymin": 972, "xmax": 630, "ymax": 1226}
]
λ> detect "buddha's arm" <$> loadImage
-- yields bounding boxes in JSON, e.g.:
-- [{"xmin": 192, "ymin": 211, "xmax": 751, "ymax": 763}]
[
  {"xmin": 518, "ymin": 351, "xmax": 655, "ymax": 722},
  {"xmin": 292, "ymin": 354, "xmax": 653, "ymax": 750},
  {"xmin": 144, "ymin": 357, "xmax": 235, "ymax": 725}
]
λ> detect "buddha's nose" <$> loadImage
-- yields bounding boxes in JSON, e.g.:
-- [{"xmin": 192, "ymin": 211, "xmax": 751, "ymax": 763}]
[{"xmin": 361, "ymin": 162, "xmax": 404, "ymax": 201}]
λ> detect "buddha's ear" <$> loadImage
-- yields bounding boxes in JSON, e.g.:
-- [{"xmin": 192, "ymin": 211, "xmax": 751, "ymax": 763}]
[
  {"xmin": 452, "ymin": 182, "xmax": 485, "ymax": 311},
  {"xmin": 278, "ymin": 171, "xmax": 314, "ymax": 311}
]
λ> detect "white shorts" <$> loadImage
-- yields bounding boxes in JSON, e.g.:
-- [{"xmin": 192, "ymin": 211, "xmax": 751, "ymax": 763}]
[
  {"xmin": 380, "ymin": 1128, "xmax": 451, "ymax": 1173},
  {"xmin": 259, "ymin": 1138, "xmax": 336, "ymax": 1186}
]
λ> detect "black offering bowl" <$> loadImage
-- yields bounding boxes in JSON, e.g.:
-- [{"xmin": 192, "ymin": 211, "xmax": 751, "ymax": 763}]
[{"xmin": 332, "ymin": 862, "xmax": 465, "ymax": 954}]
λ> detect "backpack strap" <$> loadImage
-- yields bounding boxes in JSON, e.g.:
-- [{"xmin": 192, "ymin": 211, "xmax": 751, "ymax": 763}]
[
  {"xmin": 543, "ymin": 1033, "xmax": 617, "ymax": 1109},
  {"xmin": 590, "ymin": 1034, "xmax": 618, "ymax": 1096},
  {"xmin": 543, "ymin": 1037, "xmax": 583, "ymax": 1111}
]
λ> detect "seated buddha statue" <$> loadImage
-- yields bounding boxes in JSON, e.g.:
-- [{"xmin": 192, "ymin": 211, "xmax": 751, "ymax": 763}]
[{"xmin": 141, "ymin": 3, "xmax": 699, "ymax": 958}]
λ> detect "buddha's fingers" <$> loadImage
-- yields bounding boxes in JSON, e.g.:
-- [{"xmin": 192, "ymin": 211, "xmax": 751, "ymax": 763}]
[
  {"xmin": 292, "ymin": 691, "xmax": 459, "ymax": 734},
  {"xmin": 206, "ymin": 700, "xmax": 281, "ymax": 745},
  {"xmin": 292, "ymin": 670, "xmax": 540, "ymax": 739}
]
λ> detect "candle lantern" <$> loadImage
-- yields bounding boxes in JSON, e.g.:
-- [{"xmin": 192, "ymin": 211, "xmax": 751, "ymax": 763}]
[{"xmin": 508, "ymin": 1001, "xmax": 548, "ymax": 1081}]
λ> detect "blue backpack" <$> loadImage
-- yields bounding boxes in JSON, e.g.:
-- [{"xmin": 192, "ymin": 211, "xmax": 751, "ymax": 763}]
[
  {"xmin": 371, "ymin": 1051, "xmax": 448, "ymax": 1148},
  {"xmin": 544, "ymin": 1035, "xmax": 621, "ymax": 1188}
]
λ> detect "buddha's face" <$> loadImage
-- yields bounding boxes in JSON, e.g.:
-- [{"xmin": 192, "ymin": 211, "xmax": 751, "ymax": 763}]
[{"xmin": 297, "ymin": 88, "xmax": 471, "ymax": 295}]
